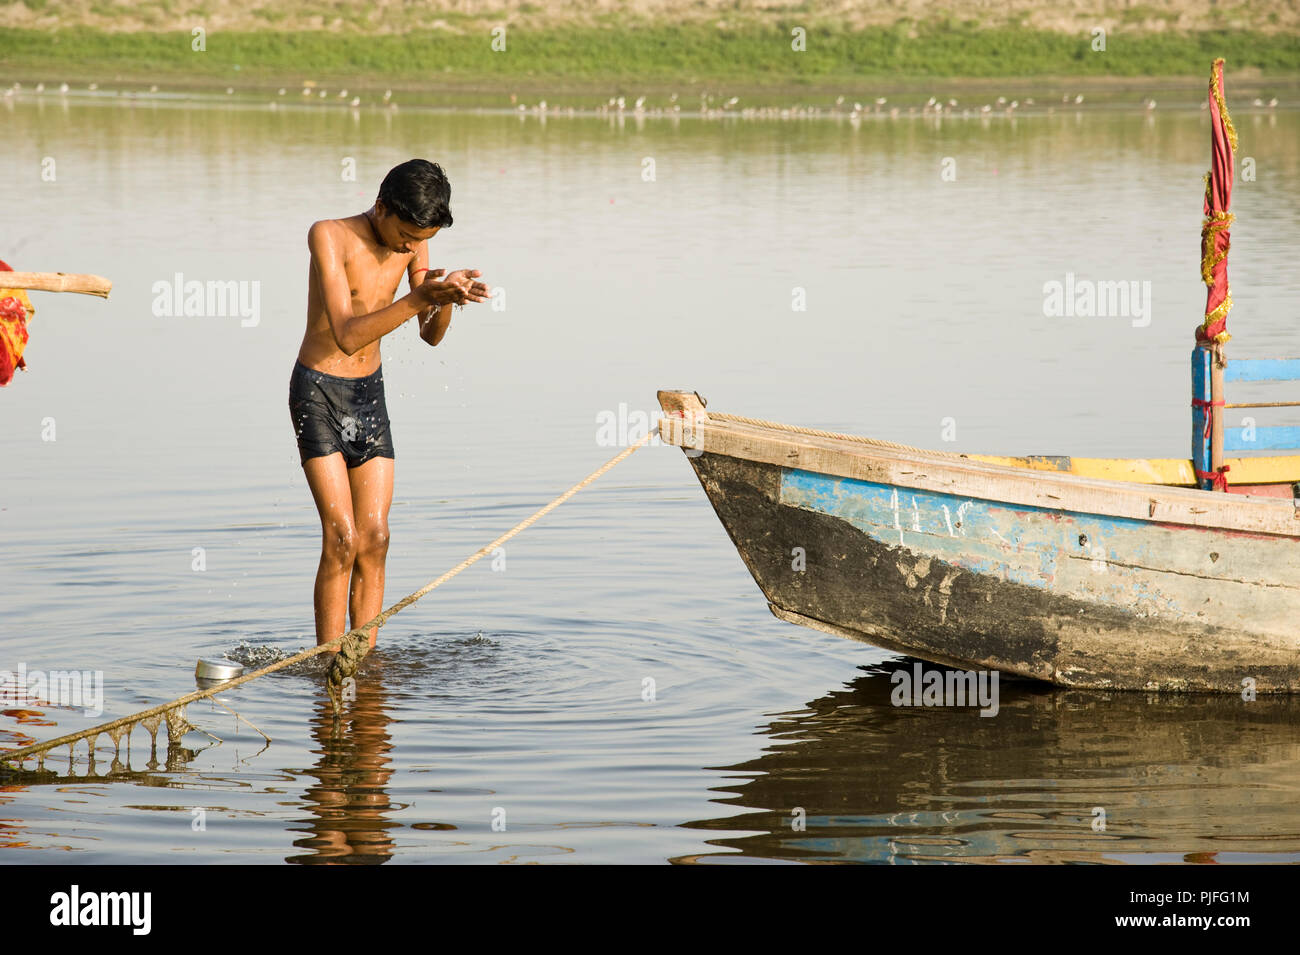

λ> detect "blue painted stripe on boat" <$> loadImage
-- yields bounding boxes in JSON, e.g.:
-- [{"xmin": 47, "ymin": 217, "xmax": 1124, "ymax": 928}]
[
  {"xmin": 779, "ymin": 468, "xmax": 1162, "ymax": 593},
  {"xmin": 1224, "ymin": 426, "xmax": 1300, "ymax": 451},
  {"xmin": 777, "ymin": 467, "xmax": 1300, "ymax": 619},
  {"xmin": 1224, "ymin": 358, "xmax": 1300, "ymax": 383}
]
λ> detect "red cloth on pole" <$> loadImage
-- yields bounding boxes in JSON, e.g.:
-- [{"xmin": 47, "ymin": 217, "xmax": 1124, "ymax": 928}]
[{"xmin": 1195, "ymin": 59, "xmax": 1237, "ymax": 344}]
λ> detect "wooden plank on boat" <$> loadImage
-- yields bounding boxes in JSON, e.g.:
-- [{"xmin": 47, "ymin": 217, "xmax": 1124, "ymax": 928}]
[
  {"xmin": 1225, "ymin": 358, "xmax": 1300, "ymax": 383},
  {"xmin": 966, "ymin": 453, "xmax": 1300, "ymax": 486},
  {"xmin": 1225, "ymin": 426, "xmax": 1300, "ymax": 451},
  {"xmin": 656, "ymin": 399, "xmax": 1300, "ymax": 538}
]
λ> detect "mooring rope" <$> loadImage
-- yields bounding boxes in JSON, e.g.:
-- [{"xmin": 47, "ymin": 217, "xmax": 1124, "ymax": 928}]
[{"xmin": 1, "ymin": 428, "xmax": 659, "ymax": 767}]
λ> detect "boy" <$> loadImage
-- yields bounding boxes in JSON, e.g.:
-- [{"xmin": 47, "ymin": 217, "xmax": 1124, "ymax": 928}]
[{"xmin": 289, "ymin": 159, "xmax": 489, "ymax": 654}]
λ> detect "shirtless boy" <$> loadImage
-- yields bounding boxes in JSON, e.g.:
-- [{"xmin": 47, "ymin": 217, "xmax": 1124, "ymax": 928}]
[{"xmin": 289, "ymin": 159, "xmax": 490, "ymax": 651}]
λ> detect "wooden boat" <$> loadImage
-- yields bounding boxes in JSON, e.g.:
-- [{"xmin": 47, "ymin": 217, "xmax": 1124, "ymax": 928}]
[
  {"xmin": 656, "ymin": 390, "xmax": 1300, "ymax": 692},
  {"xmin": 657, "ymin": 62, "xmax": 1294, "ymax": 693}
]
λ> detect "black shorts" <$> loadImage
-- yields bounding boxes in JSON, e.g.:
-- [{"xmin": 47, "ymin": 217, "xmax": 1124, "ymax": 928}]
[{"xmin": 288, "ymin": 359, "xmax": 395, "ymax": 468}]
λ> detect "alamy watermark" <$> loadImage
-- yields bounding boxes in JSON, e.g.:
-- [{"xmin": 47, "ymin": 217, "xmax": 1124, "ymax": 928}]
[
  {"xmin": 152, "ymin": 273, "xmax": 260, "ymax": 327},
  {"xmin": 0, "ymin": 662, "xmax": 104, "ymax": 717},
  {"xmin": 49, "ymin": 885, "xmax": 150, "ymax": 935},
  {"xmin": 890, "ymin": 662, "xmax": 999, "ymax": 716},
  {"xmin": 1043, "ymin": 272, "xmax": 1151, "ymax": 327},
  {"xmin": 596, "ymin": 403, "xmax": 703, "ymax": 456}
]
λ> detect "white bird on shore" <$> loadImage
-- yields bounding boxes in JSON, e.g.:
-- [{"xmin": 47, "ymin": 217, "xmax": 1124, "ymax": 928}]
[
  {"xmin": 350, "ymin": 96, "xmax": 360, "ymax": 107},
  {"xmin": 59, "ymin": 82, "xmax": 69, "ymax": 93},
  {"xmin": 997, "ymin": 96, "xmax": 1006, "ymax": 105},
  {"xmin": 383, "ymin": 89, "xmax": 392, "ymax": 102},
  {"xmin": 339, "ymin": 89, "xmax": 348, "ymax": 98},
  {"xmin": 278, "ymin": 88, "xmax": 286, "ymax": 95},
  {"xmin": 875, "ymin": 96, "xmax": 886, "ymax": 105},
  {"xmin": 1075, "ymin": 94, "xmax": 1084, "ymax": 104},
  {"xmin": 149, "ymin": 84, "xmax": 158, "ymax": 92},
  {"xmin": 948, "ymin": 98, "xmax": 957, "ymax": 107},
  {"xmin": 636, "ymin": 96, "xmax": 647, "ymax": 109},
  {"xmin": 88, "ymin": 82, "xmax": 98, "ymax": 90},
  {"xmin": 34, "ymin": 82, "xmax": 44, "ymax": 93},
  {"xmin": 1253, "ymin": 97, "xmax": 1263, "ymax": 106},
  {"xmin": 302, "ymin": 87, "xmax": 311, "ymax": 96},
  {"xmin": 319, "ymin": 90, "xmax": 327, "ymax": 98},
  {"xmin": 1269, "ymin": 97, "xmax": 1278, "ymax": 107},
  {"xmin": 617, "ymin": 96, "xmax": 625, "ymax": 109}
]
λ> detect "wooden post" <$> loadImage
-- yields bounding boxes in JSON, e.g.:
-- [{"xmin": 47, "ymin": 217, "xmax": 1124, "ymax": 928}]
[
  {"xmin": 1210, "ymin": 343, "xmax": 1226, "ymax": 482},
  {"xmin": 1192, "ymin": 345, "xmax": 1213, "ymax": 489},
  {"xmin": 0, "ymin": 272, "xmax": 112, "ymax": 298},
  {"xmin": 656, "ymin": 390, "xmax": 708, "ymax": 418},
  {"xmin": 657, "ymin": 390, "xmax": 709, "ymax": 459}
]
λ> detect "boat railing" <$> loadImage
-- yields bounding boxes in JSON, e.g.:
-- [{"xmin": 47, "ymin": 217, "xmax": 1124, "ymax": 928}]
[{"xmin": 1193, "ymin": 347, "xmax": 1300, "ymax": 491}]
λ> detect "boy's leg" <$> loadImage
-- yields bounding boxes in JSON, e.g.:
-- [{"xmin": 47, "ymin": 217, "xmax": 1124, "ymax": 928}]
[
  {"xmin": 303, "ymin": 452, "xmax": 359, "ymax": 646},
  {"xmin": 347, "ymin": 455, "xmax": 394, "ymax": 649}
]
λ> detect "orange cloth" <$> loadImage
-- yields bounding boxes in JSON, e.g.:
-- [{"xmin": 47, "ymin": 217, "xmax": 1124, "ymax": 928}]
[{"xmin": 0, "ymin": 259, "xmax": 34, "ymax": 386}]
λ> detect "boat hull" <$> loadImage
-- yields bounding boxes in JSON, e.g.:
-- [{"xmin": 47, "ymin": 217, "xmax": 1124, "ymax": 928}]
[{"xmin": 659, "ymin": 396, "xmax": 1300, "ymax": 692}]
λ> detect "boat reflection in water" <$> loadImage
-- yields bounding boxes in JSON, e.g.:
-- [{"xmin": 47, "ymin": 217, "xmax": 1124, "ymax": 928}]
[{"xmin": 676, "ymin": 660, "xmax": 1300, "ymax": 864}]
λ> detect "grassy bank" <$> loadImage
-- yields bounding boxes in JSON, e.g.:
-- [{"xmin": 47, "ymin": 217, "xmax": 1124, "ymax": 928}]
[{"xmin": 1, "ymin": 23, "xmax": 1297, "ymax": 94}]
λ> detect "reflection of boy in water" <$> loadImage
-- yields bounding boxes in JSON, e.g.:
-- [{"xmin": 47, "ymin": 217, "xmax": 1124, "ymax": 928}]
[
  {"xmin": 289, "ymin": 159, "xmax": 490, "ymax": 651},
  {"xmin": 293, "ymin": 676, "xmax": 398, "ymax": 864}
]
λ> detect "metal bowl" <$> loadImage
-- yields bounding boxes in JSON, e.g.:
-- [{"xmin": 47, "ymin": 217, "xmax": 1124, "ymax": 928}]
[{"xmin": 195, "ymin": 658, "xmax": 244, "ymax": 683}]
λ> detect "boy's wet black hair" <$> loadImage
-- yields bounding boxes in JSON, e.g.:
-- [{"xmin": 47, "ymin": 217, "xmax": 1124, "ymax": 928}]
[{"xmin": 378, "ymin": 159, "xmax": 453, "ymax": 229}]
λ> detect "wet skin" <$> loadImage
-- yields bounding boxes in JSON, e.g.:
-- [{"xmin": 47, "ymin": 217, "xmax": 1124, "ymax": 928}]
[{"xmin": 296, "ymin": 199, "xmax": 490, "ymax": 649}]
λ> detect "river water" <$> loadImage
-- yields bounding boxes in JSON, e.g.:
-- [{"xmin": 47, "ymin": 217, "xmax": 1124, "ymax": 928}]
[{"xmin": 2, "ymin": 92, "xmax": 1299, "ymax": 863}]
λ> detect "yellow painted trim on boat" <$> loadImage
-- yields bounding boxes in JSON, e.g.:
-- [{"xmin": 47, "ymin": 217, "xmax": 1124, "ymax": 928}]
[{"xmin": 966, "ymin": 455, "xmax": 1300, "ymax": 486}]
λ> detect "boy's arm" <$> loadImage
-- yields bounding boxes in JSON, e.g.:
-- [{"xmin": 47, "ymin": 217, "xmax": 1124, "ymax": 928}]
[
  {"xmin": 309, "ymin": 221, "xmax": 446, "ymax": 356},
  {"xmin": 408, "ymin": 242, "xmax": 453, "ymax": 347},
  {"xmin": 419, "ymin": 300, "xmax": 455, "ymax": 348}
]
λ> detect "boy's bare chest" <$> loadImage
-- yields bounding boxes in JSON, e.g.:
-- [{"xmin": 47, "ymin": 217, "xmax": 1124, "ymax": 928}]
[{"xmin": 344, "ymin": 250, "xmax": 411, "ymax": 310}]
